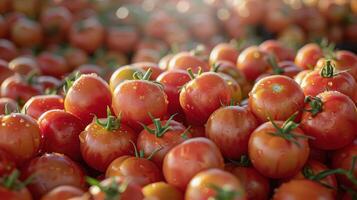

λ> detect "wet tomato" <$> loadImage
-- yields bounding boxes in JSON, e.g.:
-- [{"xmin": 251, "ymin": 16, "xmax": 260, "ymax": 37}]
[
  {"xmin": 23, "ymin": 95, "xmax": 64, "ymax": 120},
  {"xmin": 209, "ymin": 43, "xmax": 239, "ymax": 65},
  {"xmin": 109, "ymin": 65, "xmax": 144, "ymax": 92},
  {"xmin": 142, "ymin": 182, "xmax": 183, "ymax": 200},
  {"xmin": 295, "ymin": 43, "xmax": 323, "ymax": 70},
  {"xmin": 168, "ymin": 52, "xmax": 210, "ymax": 73},
  {"xmin": 259, "ymin": 40, "xmax": 295, "ymax": 62}
]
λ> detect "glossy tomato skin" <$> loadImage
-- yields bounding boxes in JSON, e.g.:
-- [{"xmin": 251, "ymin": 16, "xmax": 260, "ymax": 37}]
[
  {"xmin": 0, "ymin": 97, "xmax": 18, "ymax": 115},
  {"xmin": 294, "ymin": 70, "xmax": 311, "ymax": 85},
  {"xmin": 79, "ymin": 120, "xmax": 136, "ymax": 172},
  {"xmin": 0, "ymin": 186, "xmax": 32, "ymax": 200},
  {"xmin": 8, "ymin": 56, "xmax": 40, "ymax": 76},
  {"xmin": 180, "ymin": 72, "xmax": 231, "ymax": 126},
  {"xmin": 163, "ymin": 137, "xmax": 224, "ymax": 191},
  {"xmin": 259, "ymin": 40, "xmax": 295, "ymax": 62},
  {"xmin": 0, "ymin": 149, "xmax": 15, "ymax": 176},
  {"xmin": 23, "ymin": 95, "xmax": 64, "ymax": 120},
  {"xmin": 41, "ymin": 185, "xmax": 84, "ymax": 200},
  {"xmin": 38, "ymin": 109, "xmax": 85, "ymax": 161},
  {"xmin": 112, "ymin": 80, "xmax": 168, "ymax": 131},
  {"xmin": 21, "ymin": 153, "xmax": 85, "ymax": 199},
  {"xmin": 225, "ymin": 164, "xmax": 270, "ymax": 200},
  {"xmin": 295, "ymin": 43, "xmax": 323, "ymax": 70},
  {"xmin": 248, "ymin": 122, "xmax": 310, "ymax": 179},
  {"xmin": 142, "ymin": 182, "xmax": 183, "ymax": 200},
  {"xmin": 206, "ymin": 106, "xmax": 258, "ymax": 159},
  {"xmin": 106, "ymin": 26, "xmax": 139, "ymax": 54},
  {"xmin": 249, "ymin": 75, "xmax": 305, "ymax": 123},
  {"xmin": 65, "ymin": 74, "xmax": 112, "ymax": 125},
  {"xmin": 0, "ymin": 113, "xmax": 41, "ymax": 166},
  {"xmin": 209, "ymin": 43, "xmax": 239, "ymax": 65},
  {"xmin": 156, "ymin": 70, "xmax": 191, "ymax": 116},
  {"xmin": 186, "ymin": 168, "xmax": 246, "ymax": 200},
  {"xmin": 37, "ymin": 52, "xmax": 70, "ymax": 78},
  {"xmin": 273, "ymin": 179, "xmax": 334, "ymax": 200},
  {"xmin": 105, "ymin": 156, "xmax": 163, "ymax": 187},
  {"xmin": 301, "ymin": 91, "xmax": 357, "ymax": 150},
  {"xmin": 0, "ymin": 59, "xmax": 13, "ymax": 84},
  {"xmin": 109, "ymin": 65, "xmax": 144, "ymax": 92},
  {"xmin": 334, "ymin": 50, "xmax": 357, "ymax": 81},
  {"xmin": 168, "ymin": 52, "xmax": 210, "ymax": 73}
]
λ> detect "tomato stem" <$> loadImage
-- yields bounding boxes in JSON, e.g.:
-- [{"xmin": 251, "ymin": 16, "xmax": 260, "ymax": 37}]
[
  {"xmin": 267, "ymin": 55, "xmax": 284, "ymax": 75},
  {"xmin": 133, "ymin": 68, "xmax": 152, "ymax": 80},
  {"xmin": 0, "ymin": 170, "xmax": 33, "ymax": 191},
  {"xmin": 94, "ymin": 107, "xmax": 121, "ymax": 131},
  {"xmin": 320, "ymin": 60, "xmax": 336, "ymax": 78},
  {"xmin": 304, "ymin": 96, "xmax": 323, "ymax": 117},
  {"xmin": 211, "ymin": 63, "xmax": 221, "ymax": 73},
  {"xmin": 86, "ymin": 176, "xmax": 128, "ymax": 200},
  {"xmin": 140, "ymin": 113, "xmax": 177, "ymax": 138},
  {"xmin": 209, "ymin": 184, "xmax": 241, "ymax": 200},
  {"xmin": 63, "ymin": 71, "xmax": 81, "ymax": 94}
]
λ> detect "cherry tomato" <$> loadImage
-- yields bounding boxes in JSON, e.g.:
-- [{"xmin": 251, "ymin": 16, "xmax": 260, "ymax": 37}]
[
  {"xmin": 142, "ymin": 182, "xmax": 183, "ymax": 200},
  {"xmin": 8, "ymin": 56, "xmax": 40, "ymax": 76},
  {"xmin": 63, "ymin": 47, "xmax": 88, "ymax": 71},
  {"xmin": 168, "ymin": 52, "xmax": 210, "ymax": 73},
  {"xmin": 37, "ymin": 52, "xmax": 70, "ymax": 78},
  {"xmin": 132, "ymin": 62, "xmax": 164, "ymax": 80},
  {"xmin": 35, "ymin": 75, "xmax": 61, "ymax": 91},
  {"xmin": 23, "ymin": 95, "xmax": 64, "ymax": 120},
  {"xmin": 219, "ymin": 73, "xmax": 242, "ymax": 104},
  {"xmin": 0, "ymin": 149, "xmax": 15, "ymax": 176},
  {"xmin": 294, "ymin": 70, "xmax": 311, "ymax": 85},
  {"xmin": 10, "ymin": 17, "xmax": 42, "ymax": 48},
  {"xmin": 106, "ymin": 26, "xmax": 139, "ymax": 54},
  {"xmin": 332, "ymin": 50, "xmax": 357, "ymax": 82},
  {"xmin": 295, "ymin": 43, "xmax": 323, "ymax": 70},
  {"xmin": 41, "ymin": 185, "xmax": 84, "ymax": 200},
  {"xmin": 209, "ymin": 43, "xmax": 239, "ymax": 65},
  {"xmin": 301, "ymin": 91, "xmax": 357, "ymax": 150},
  {"xmin": 109, "ymin": 65, "xmax": 144, "ymax": 92},
  {"xmin": 0, "ymin": 39, "xmax": 17, "ymax": 62},
  {"xmin": 259, "ymin": 40, "xmax": 295, "ymax": 62}
]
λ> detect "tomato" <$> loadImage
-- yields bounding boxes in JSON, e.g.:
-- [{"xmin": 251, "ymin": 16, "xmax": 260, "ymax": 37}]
[
  {"xmin": 137, "ymin": 117, "xmax": 190, "ymax": 167},
  {"xmin": 89, "ymin": 176, "xmax": 144, "ymax": 200},
  {"xmin": 112, "ymin": 69, "xmax": 168, "ymax": 131},
  {"xmin": 333, "ymin": 50, "xmax": 357, "ymax": 82},
  {"xmin": 41, "ymin": 185, "xmax": 84, "ymax": 200},
  {"xmin": 64, "ymin": 73, "xmax": 112, "ymax": 125},
  {"xmin": 301, "ymin": 60, "xmax": 357, "ymax": 103},
  {"xmin": 206, "ymin": 106, "xmax": 258, "ymax": 159},
  {"xmin": 225, "ymin": 164, "xmax": 270, "ymax": 200},
  {"xmin": 106, "ymin": 26, "xmax": 139, "ymax": 54},
  {"xmin": 237, "ymin": 46, "xmax": 270, "ymax": 82},
  {"xmin": 209, "ymin": 43, "xmax": 239, "ymax": 66},
  {"xmin": 69, "ymin": 17, "xmax": 104, "ymax": 53},
  {"xmin": 63, "ymin": 47, "xmax": 88, "ymax": 71},
  {"xmin": 186, "ymin": 168, "xmax": 246, "ymax": 200},
  {"xmin": 8, "ymin": 56, "xmax": 40, "ymax": 76},
  {"xmin": 132, "ymin": 62, "xmax": 164, "ymax": 80},
  {"xmin": 0, "ymin": 171, "xmax": 33, "ymax": 200},
  {"xmin": 0, "ymin": 113, "xmax": 41, "ymax": 166},
  {"xmin": 249, "ymin": 75, "xmax": 305, "ymax": 123},
  {"xmin": 142, "ymin": 182, "xmax": 183, "ymax": 200},
  {"xmin": 264, "ymin": 3, "xmax": 292, "ymax": 33},
  {"xmin": 301, "ymin": 91, "xmax": 357, "ymax": 150},
  {"xmin": 309, "ymin": 148, "xmax": 327, "ymax": 164},
  {"xmin": 276, "ymin": 61, "xmax": 302, "ymax": 78},
  {"xmin": 295, "ymin": 43, "xmax": 323, "ymax": 70},
  {"xmin": 10, "ymin": 17, "xmax": 42, "ymax": 48},
  {"xmin": 0, "ymin": 98, "xmax": 18, "ymax": 115},
  {"xmin": 294, "ymin": 70, "xmax": 311, "ymax": 85},
  {"xmin": 318, "ymin": 0, "xmax": 348, "ymax": 23},
  {"xmin": 163, "ymin": 137, "xmax": 224, "ymax": 191},
  {"xmin": 0, "ymin": 39, "xmax": 17, "ymax": 62},
  {"xmin": 158, "ymin": 54, "xmax": 173, "ymax": 71},
  {"xmin": 248, "ymin": 117, "xmax": 310, "ymax": 178},
  {"xmin": 38, "ymin": 109, "xmax": 84, "ymax": 161},
  {"xmin": 76, "ymin": 64, "xmax": 103, "ymax": 76},
  {"xmin": 156, "ymin": 69, "xmax": 191, "ymax": 116},
  {"xmin": 0, "ymin": 60, "xmax": 12, "ymax": 85},
  {"xmin": 273, "ymin": 179, "xmax": 334, "ymax": 200},
  {"xmin": 35, "ymin": 75, "xmax": 61, "ymax": 91},
  {"xmin": 23, "ymin": 95, "xmax": 64, "ymax": 120},
  {"xmin": 132, "ymin": 48, "xmax": 160, "ymax": 63},
  {"xmin": 21, "ymin": 153, "xmax": 85, "ymax": 199},
  {"xmin": 37, "ymin": 52, "xmax": 70, "ymax": 78},
  {"xmin": 109, "ymin": 65, "xmax": 144, "ymax": 92},
  {"xmin": 219, "ymin": 73, "xmax": 242, "ymax": 104},
  {"xmin": 180, "ymin": 72, "xmax": 231, "ymax": 125},
  {"xmin": 168, "ymin": 52, "xmax": 210, "ymax": 73},
  {"xmin": 259, "ymin": 40, "xmax": 295, "ymax": 62},
  {"xmin": 79, "ymin": 113, "xmax": 136, "ymax": 172},
  {"xmin": 233, "ymin": 0, "xmax": 264, "ymax": 25},
  {"xmin": 0, "ymin": 149, "xmax": 15, "ymax": 176}
]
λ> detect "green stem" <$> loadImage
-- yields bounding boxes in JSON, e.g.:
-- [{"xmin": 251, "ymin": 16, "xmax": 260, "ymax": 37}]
[
  {"xmin": 304, "ymin": 96, "xmax": 323, "ymax": 117},
  {"xmin": 320, "ymin": 60, "xmax": 336, "ymax": 78}
]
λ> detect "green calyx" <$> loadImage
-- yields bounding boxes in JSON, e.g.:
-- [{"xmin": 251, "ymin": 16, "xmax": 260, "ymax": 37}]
[
  {"xmin": 320, "ymin": 39, "xmax": 336, "ymax": 60},
  {"xmin": 211, "ymin": 63, "xmax": 222, "ymax": 73},
  {"xmin": 268, "ymin": 113, "xmax": 314, "ymax": 147},
  {"xmin": 94, "ymin": 107, "xmax": 121, "ymax": 131},
  {"xmin": 63, "ymin": 71, "xmax": 81, "ymax": 94},
  {"xmin": 0, "ymin": 170, "xmax": 33, "ymax": 191},
  {"xmin": 187, "ymin": 67, "xmax": 202, "ymax": 80},
  {"xmin": 141, "ymin": 113, "xmax": 176, "ymax": 138},
  {"xmin": 304, "ymin": 96, "xmax": 323, "ymax": 117},
  {"xmin": 129, "ymin": 140, "xmax": 163, "ymax": 160},
  {"xmin": 133, "ymin": 68, "xmax": 152, "ymax": 80},
  {"xmin": 87, "ymin": 176, "xmax": 128, "ymax": 200},
  {"xmin": 228, "ymin": 155, "xmax": 251, "ymax": 167},
  {"xmin": 267, "ymin": 55, "xmax": 284, "ymax": 75},
  {"xmin": 320, "ymin": 60, "xmax": 337, "ymax": 78},
  {"xmin": 209, "ymin": 184, "xmax": 241, "ymax": 200}
]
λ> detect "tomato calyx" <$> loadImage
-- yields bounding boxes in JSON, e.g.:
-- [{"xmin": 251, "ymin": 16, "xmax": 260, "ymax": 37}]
[
  {"xmin": 129, "ymin": 140, "xmax": 163, "ymax": 160},
  {"xmin": 268, "ymin": 113, "xmax": 313, "ymax": 147},
  {"xmin": 63, "ymin": 71, "xmax": 81, "ymax": 94},
  {"xmin": 211, "ymin": 63, "xmax": 221, "ymax": 73},
  {"xmin": 320, "ymin": 39, "xmax": 336, "ymax": 60},
  {"xmin": 140, "ymin": 113, "xmax": 176, "ymax": 138},
  {"xmin": 267, "ymin": 55, "xmax": 284, "ymax": 75},
  {"xmin": 3, "ymin": 104, "xmax": 20, "ymax": 115},
  {"xmin": 133, "ymin": 68, "xmax": 153, "ymax": 81},
  {"xmin": 228, "ymin": 155, "xmax": 251, "ymax": 167},
  {"xmin": 94, "ymin": 107, "xmax": 121, "ymax": 131},
  {"xmin": 304, "ymin": 96, "xmax": 323, "ymax": 117},
  {"xmin": 87, "ymin": 176, "xmax": 128, "ymax": 200},
  {"xmin": 230, "ymin": 39, "xmax": 245, "ymax": 51},
  {"xmin": 320, "ymin": 60, "xmax": 337, "ymax": 78},
  {"xmin": 0, "ymin": 170, "xmax": 33, "ymax": 191},
  {"xmin": 187, "ymin": 67, "xmax": 203, "ymax": 80},
  {"xmin": 208, "ymin": 184, "xmax": 241, "ymax": 200}
]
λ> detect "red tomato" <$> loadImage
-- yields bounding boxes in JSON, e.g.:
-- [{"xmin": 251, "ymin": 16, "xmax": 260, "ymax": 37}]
[
  {"xmin": 163, "ymin": 137, "xmax": 224, "ymax": 191},
  {"xmin": 301, "ymin": 91, "xmax": 357, "ymax": 150},
  {"xmin": 37, "ymin": 52, "xmax": 70, "ymax": 78},
  {"xmin": 248, "ymin": 117, "xmax": 310, "ymax": 178},
  {"xmin": 41, "ymin": 185, "xmax": 84, "ymax": 200},
  {"xmin": 0, "ymin": 149, "xmax": 15, "ymax": 176},
  {"xmin": 308, "ymin": 148, "xmax": 328, "ymax": 164},
  {"xmin": 186, "ymin": 168, "xmax": 246, "ymax": 200},
  {"xmin": 64, "ymin": 74, "xmax": 112, "ymax": 125},
  {"xmin": 38, "ymin": 109, "xmax": 84, "ymax": 161},
  {"xmin": 294, "ymin": 70, "xmax": 311, "ymax": 85},
  {"xmin": 109, "ymin": 65, "xmax": 144, "ymax": 92},
  {"xmin": 142, "ymin": 182, "xmax": 183, "ymax": 200},
  {"xmin": 0, "ymin": 39, "xmax": 17, "ymax": 62},
  {"xmin": 179, "ymin": 72, "xmax": 231, "ymax": 125},
  {"xmin": 8, "ymin": 56, "xmax": 40, "ymax": 76},
  {"xmin": 106, "ymin": 26, "xmax": 139, "ymax": 54},
  {"xmin": 0, "ymin": 171, "xmax": 33, "ymax": 200},
  {"xmin": 168, "ymin": 52, "xmax": 210, "ymax": 73},
  {"xmin": 277, "ymin": 61, "xmax": 302, "ymax": 78},
  {"xmin": 206, "ymin": 106, "xmax": 258, "ymax": 159},
  {"xmin": 209, "ymin": 43, "xmax": 239, "ymax": 65},
  {"xmin": 0, "ymin": 113, "xmax": 41, "ymax": 165},
  {"xmin": 63, "ymin": 47, "xmax": 88, "ymax": 71},
  {"xmin": 295, "ymin": 43, "xmax": 323, "ymax": 70},
  {"xmin": 273, "ymin": 179, "xmax": 334, "ymax": 200},
  {"xmin": 249, "ymin": 75, "xmax": 305, "ymax": 123},
  {"xmin": 35, "ymin": 75, "xmax": 61, "ymax": 91},
  {"xmin": 10, "ymin": 17, "xmax": 42, "ymax": 48},
  {"xmin": 21, "ymin": 153, "xmax": 85, "ymax": 199},
  {"xmin": 23, "ymin": 95, "xmax": 64, "ymax": 120},
  {"xmin": 259, "ymin": 40, "xmax": 295, "ymax": 62}
]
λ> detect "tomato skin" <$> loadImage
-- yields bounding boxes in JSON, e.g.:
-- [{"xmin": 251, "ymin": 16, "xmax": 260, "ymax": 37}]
[
  {"xmin": 10, "ymin": 18, "xmax": 43, "ymax": 48},
  {"xmin": 225, "ymin": 164, "xmax": 270, "ymax": 200},
  {"xmin": 105, "ymin": 156, "xmax": 163, "ymax": 187},
  {"xmin": 142, "ymin": 182, "xmax": 183, "ymax": 200},
  {"xmin": 64, "ymin": 74, "xmax": 112, "ymax": 125},
  {"xmin": 186, "ymin": 168, "xmax": 246, "ymax": 200},
  {"xmin": 273, "ymin": 179, "xmax": 334, "ymax": 200},
  {"xmin": 259, "ymin": 40, "xmax": 295, "ymax": 62},
  {"xmin": 0, "ymin": 186, "xmax": 33, "ymax": 200},
  {"xmin": 334, "ymin": 50, "xmax": 357, "ymax": 82},
  {"xmin": 163, "ymin": 137, "xmax": 224, "ymax": 191},
  {"xmin": 37, "ymin": 52, "xmax": 70, "ymax": 78},
  {"xmin": 295, "ymin": 43, "xmax": 323, "ymax": 70},
  {"xmin": 112, "ymin": 80, "xmax": 168, "ymax": 131},
  {"xmin": 294, "ymin": 70, "xmax": 311, "ymax": 85},
  {"xmin": 106, "ymin": 26, "xmax": 139, "ymax": 54},
  {"xmin": 21, "ymin": 153, "xmax": 85, "ymax": 199},
  {"xmin": 41, "ymin": 185, "xmax": 84, "ymax": 200},
  {"xmin": 0, "ymin": 59, "xmax": 13, "ymax": 85},
  {"xmin": 0, "ymin": 113, "xmax": 41, "ymax": 166},
  {"xmin": 248, "ymin": 121, "xmax": 310, "ymax": 179},
  {"xmin": 168, "ymin": 52, "xmax": 210, "ymax": 73},
  {"xmin": 0, "ymin": 39, "xmax": 18, "ymax": 62},
  {"xmin": 38, "ymin": 109, "xmax": 84, "ymax": 161},
  {"xmin": 23, "ymin": 95, "xmax": 64, "ymax": 120},
  {"xmin": 249, "ymin": 75, "xmax": 305, "ymax": 123},
  {"xmin": 63, "ymin": 47, "xmax": 88, "ymax": 71},
  {"xmin": 206, "ymin": 106, "xmax": 258, "ymax": 159},
  {"xmin": 8, "ymin": 56, "xmax": 40, "ymax": 76},
  {"xmin": 0, "ymin": 149, "xmax": 15, "ymax": 176},
  {"xmin": 109, "ymin": 66, "xmax": 144, "ymax": 92},
  {"xmin": 301, "ymin": 91, "xmax": 357, "ymax": 150},
  {"xmin": 0, "ymin": 97, "xmax": 18, "ymax": 115},
  {"xmin": 209, "ymin": 43, "xmax": 239, "ymax": 65},
  {"xmin": 179, "ymin": 72, "xmax": 231, "ymax": 126}
]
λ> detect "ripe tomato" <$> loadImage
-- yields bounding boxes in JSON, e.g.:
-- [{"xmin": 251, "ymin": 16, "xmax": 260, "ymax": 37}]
[
  {"xmin": 186, "ymin": 168, "xmax": 246, "ymax": 200},
  {"xmin": 112, "ymin": 69, "xmax": 168, "ymax": 131},
  {"xmin": 168, "ymin": 52, "xmax": 210, "ymax": 73},
  {"xmin": 64, "ymin": 73, "xmax": 112, "ymax": 125},
  {"xmin": 0, "ymin": 113, "xmax": 41, "ymax": 166},
  {"xmin": 63, "ymin": 47, "xmax": 88, "ymax": 71},
  {"xmin": 259, "ymin": 40, "xmax": 295, "ymax": 62},
  {"xmin": 0, "ymin": 171, "xmax": 33, "ymax": 200},
  {"xmin": 248, "ymin": 117, "xmax": 310, "ymax": 178},
  {"xmin": 38, "ymin": 109, "xmax": 84, "ymax": 161},
  {"xmin": 237, "ymin": 46, "xmax": 270, "ymax": 82},
  {"xmin": 0, "ymin": 98, "xmax": 18, "ymax": 115},
  {"xmin": 106, "ymin": 26, "xmax": 139, "ymax": 54},
  {"xmin": 37, "ymin": 52, "xmax": 70, "ymax": 78},
  {"xmin": 142, "ymin": 182, "xmax": 183, "ymax": 200},
  {"xmin": 180, "ymin": 72, "xmax": 231, "ymax": 125},
  {"xmin": 158, "ymin": 54, "xmax": 173, "ymax": 71},
  {"xmin": 333, "ymin": 50, "xmax": 357, "ymax": 82},
  {"xmin": 295, "ymin": 43, "xmax": 323, "ymax": 70},
  {"xmin": 249, "ymin": 75, "xmax": 305, "ymax": 123},
  {"xmin": 163, "ymin": 137, "xmax": 224, "ymax": 191},
  {"xmin": 294, "ymin": 70, "xmax": 311, "ymax": 85},
  {"xmin": 0, "ymin": 60, "xmax": 13, "ymax": 85},
  {"xmin": 109, "ymin": 65, "xmax": 144, "ymax": 92},
  {"xmin": 209, "ymin": 43, "xmax": 239, "ymax": 65},
  {"xmin": 225, "ymin": 163, "xmax": 270, "ymax": 200},
  {"xmin": 8, "ymin": 56, "xmax": 40, "ymax": 76},
  {"xmin": 219, "ymin": 73, "xmax": 242, "ymax": 104},
  {"xmin": 301, "ymin": 91, "xmax": 357, "ymax": 150},
  {"xmin": 206, "ymin": 106, "xmax": 258, "ymax": 159},
  {"xmin": 21, "ymin": 153, "xmax": 85, "ymax": 199},
  {"xmin": 132, "ymin": 62, "xmax": 164, "ymax": 80},
  {"xmin": 23, "ymin": 95, "xmax": 64, "ymax": 120},
  {"xmin": 10, "ymin": 17, "xmax": 42, "ymax": 48},
  {"xmin": 0, "ymin": 149, "xmax": 15, "ymax": 176},
  {"xmin": 41, "ymin": 185, "xmax": 84, "ymax": 200},
  {"xmin": 0, "ymin": 39, "xmax": 17, "ymax": 62}
]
